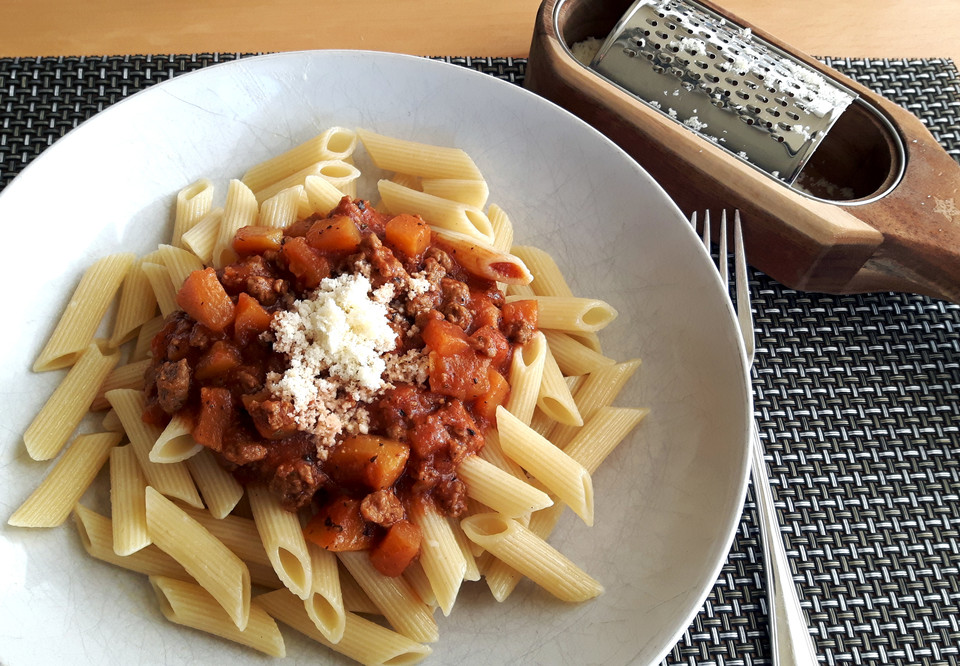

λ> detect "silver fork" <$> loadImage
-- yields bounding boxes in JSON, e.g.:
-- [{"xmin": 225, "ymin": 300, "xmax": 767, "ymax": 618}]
[{"xmin": 692, "ymin": 211, "xmax": 820, "ymax": 666}]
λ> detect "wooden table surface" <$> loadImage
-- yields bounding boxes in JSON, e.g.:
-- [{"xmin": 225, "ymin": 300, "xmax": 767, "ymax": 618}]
[{"xmin": 3, "ymin": 1, "xmax": 960, "ymax": 65}]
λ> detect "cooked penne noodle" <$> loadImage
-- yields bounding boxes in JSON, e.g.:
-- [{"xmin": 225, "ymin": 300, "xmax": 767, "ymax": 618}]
[
  {"xmin": 511, "ymin": 246, "xmax": 574, "ymax": 298},
  {"xmin": 303, "ymin": 175, "xmax": 346, "ymax": 215},
  {"xmin": 462, "ymin": 513, "xmax": 603, "ymax": 602},
  {"xmin": 409, "ymin": 501, "xmax": 466, "ymax": 616},
  {"xmin": 254, "ymin": 160, "xmax": 360, "ymax": 203},
  {"xmin": 74, "ymin": 505, "xmax": 190, "ymax": 580},
  {"xmin": 420, "ymin": 177, "xmax": 489, "ymax": 208},
  {"xmin": 448, "ymin": 516, "xmax": 481, "ymax": 582},
  {"xmin": 481, "ymin": 502, "xmax": 567, "ymax": 601},
  {"xmin": 304, "ymin": 540, "xmax": 346, "ymax": 643},
  {"xmin": 178, "ymin": 505, "xmax": 271, "ymax": 566},
  {"xmin": 496, "ymin": 406, "xmax": 594, "ymax": 526},
  {"xmin": 548, "ymin": 359, "xmax": 642, "ymax": 448},
  {"xmin": 33, "ymin": 253, "xmax": 135, "ymax": 371},
  {"xmin": 402, "ymin": 560, "xmax": 437, "ymax": 608},
  {"xmin": 389, "ymin": 172, "xmax": 421, "ymax": 192},
  {"xmin": 563, "ymin": 406, "xmax": 650, "ymax": 474},
  {"xmin": 506, "ymin": 282, "xmax": 535, "ymax": 298},
  {"xmin": 337, "ymin": 551, "xmax": 439, "ymax": 643},
  {"xmin": 213, "ymin": 179, "xmax": 259, "ymax": 268},
  {"xmin": 105, "ymin": 389, "xmax": 203, "ymax": 508},
  {"xmin": 509, "ymin": 295, "xmax": 618, "ymax": 333},
  {"xmin": 257, "ymin": 588, "xmax": 432, "ymax": 665},
  {"xmin": 141, "ymin": 262, "xmax": 179, "ymax": 316},
  {"xmin": 357, "ymin": 128, "xmax": 483, "ymax": 180},
  {"xmin": 504, "ymin": 332, "xmax": 547, "ymax": 425},
  {"xmin": 241, "ymin": 127, "xmax": 358, "ymax": 193},
  {"xmin": 458, "ymin": 454, "xmax": 553, "ymax": 518},
  {"xmin": 488, "ymin": 203, "xmax": 514, "ymax": 254},
  {"xmin": 247, "ymin": 484, "xmax": 313, "ymax": 600},
  {"xmin": 259, "ymin": 186, "xmax": 302, "ymax": 229},
  {"xmin": 110, "ymin": 444, "xmax": 151, "ymax": 555},
  {"xmin": 109, "ymin": 259, "xmax": 158, "ymax": 347},
  {"xmin": 132, "ymin": 315, "xmax": 165, "ymax": 362},
  {"xmin": 541, "ymin": 330, "xmax": 616, "ymax": 376},
  {"xmin": 339, "ymin": 566, "xmax": 381, "ymax": 615},
  {"xmin": 157, "ymin": 243, "xmax": 205, "ymax": 289},
  {"xmin": 101, "ymin": 408, "xmax": 123, "ymax": 432},
  {"xmin": 378, "ymin": 180, "xmax": 494, "ymax": 243},
  {"xmin": 184, "ymin": 449, "xmax": 243, "ymax": 519},
  {"xmin": 172, "ymin": 178, "xmax": 215, "ymax": 247},
  {"xmin": 181, "ymin": 207, "xmax": 223, "ymax": 265},
  {"xmin": 8, "ymin": 432, "xmax": 120, "ymax": 527},
  {"xmin": 536, "ymin": 345, "xmax": 583, "ymax": 427},
  {"xmin": 145, "ymin": 486, "xmax": 251, "ymax": 630},
  {"xmin": 150, "ymin": 576, "xmax": 284, "ymax": 657},
  {"xmin": 477, "ymin": 429, "xmax": 527, "ymax": 482},
  {"xmin": 432, "ymin": 228, "xmax": 532, "ymax": 285},
  {"xmin": 151, "ymin": 412, "xmax": 203, "ymax": 463},
  {"xmin": 24, "ymin": 343, "xmax": 119, "ymax": 461},
  {"xmin": 91, "ymin": 358, "xmax": 151, "ymax": 411}
]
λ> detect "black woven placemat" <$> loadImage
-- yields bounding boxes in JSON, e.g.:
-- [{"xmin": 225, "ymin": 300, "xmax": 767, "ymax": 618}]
[{"xmin": 2, "ymin": 53, "xmax": 959, "ymax": 666}]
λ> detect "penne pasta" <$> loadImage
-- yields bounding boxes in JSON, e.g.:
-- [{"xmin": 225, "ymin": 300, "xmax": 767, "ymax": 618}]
[
  {"xmin": 461, "ymin": 513, "xmax": 603, "ymax": 602},
  {"xmin": 337, "ymin": 551, "xmax": 439, "ymax": 644},
  {"xmin": 91, "ymin": 358, "xmax": 151, "ymax": 411},
  {"xmin": 105, "ymin": 389, "xmax": 203, "ymax": 508},
  {"xmin": 511, "ymin": 246, "xmax": 574, "ymax": 298},
  {"xmin": 509, "ymin": 295, "xmax": 618, "ymax": 332},
  {"xmin": 213, "ymin": 179, "xmax": 259, "ymax": 268},
  {"xmin": 402, "ymin": 560, "xmax": 437, "ymax": 608},
  {"xmin": 339, "ymin": 565, "xmax": 381, "ymax": 616},
  {"xmin": 496, "ymin": 406, "xmax": 594, "ymax": 526},
  {"xmin": 488, "ymin": 203, "xmax": 514, "ymax": 254},
  {"xmin": 242, "ymin": 127, "xmax": 358, "ymax": 193},
  {"xmin": 432, "ymin": 227, "xmax": 532, "ymax": 285},
  {"xmin": 503, "ymin": 331, "xmax": 547, "ymax": 425},
  {"xmin": 378, "ymin": 180, "xmax": 494, "ymax": 243},
  {"xmin": 304, "ymin": 540, "xmax": 346, "ymax": 643},
  {"xmin": 247, "ymin": 484, "xmax": 313, "ymax": 600},
  {"xmin": 184, "ymin": 448, "xmax": 244, "ymax": 519},
  {"xmin": 536, "ymin": 345, "xmax": 583, "ymax": 427},
  {"xmin": 150, "ymin": 576, "xmax": 285, "ymax": 657},
  {"xmin": 303, "ymin": 174, "xmax": 347, "ymax": 215},
  {"xmin": 541, "ymin": 330, "xmax": 616, "ymax": 376},
  {"xmin": 110, "ymin": 444, "xmax": 151, "ymax": 555},
  {"xmin": 8, "ymin": 432, "xmax": 120, "ymax": 527},
  {"xmin": 33, "ymin": 252, "xmax": 135, "ymax": 371},
  {"xmin": 145, "ymin": 486, "xmax": 251, "ymax": 630},
  {"xmin": 181, "ymin": 206, "xmax": 223, "ymax": 265},
  {"xmin": 74, "ymin": 505, "xmax": 190, "ymax": 581},
  {"xmin": 108, "ymin": 259, "xmax": 158, "ymax": 348},
  {"xmin": 458, "ymin": 454, "xmax": 553, "ymax": 518},
  {"xmin": 157, "ymin": 243, "xmax": 205, "ymax": 289},
  {"xmin": 132, "ymin": 315, "xmax": 165, "ymax": 362},
  {"xmin": 24, "ymin": 343, "xmax": 119, "ymax": 460},
  {"xmin": 172, "ymin": 178, "xmax": 215, "ymax": 247},
  {"xmin": 101, "ymin": 408, "xmax": 123, "ymax": 432},
  {"xmin": 257, "ymin": 588, "xmax": 432, "ymax": 665},
  {"xmin": 357, "ymin": 128, "xmax": 483, "ymax": 180},
  {"xmin": 563, "ymin": 406, "xmax": 650, "ymax": 474},
  {"xmin": 151, "ymin": 412, "xmax": 203, "ymax": 463},
  {"xmin": 548, "ymin": 359, "xmax": 642, "ymax": 448},
  {"xmin": 254, "ymin": 160, "xmax": 359, "ymax": 204},
  {"xmin": 409, "ymin": 500, "xmax": 466, "ymax": 616},
  {"xmin": 420, "ymin": 177, "xmax": 489, "ymax": 208},
  {"xmin": 141, "ymin": 261, "xmax": 179, "ymax": 316},
  {"xmin": 259, "ymin": 186, "xmax": 302, "ymax": 229}
]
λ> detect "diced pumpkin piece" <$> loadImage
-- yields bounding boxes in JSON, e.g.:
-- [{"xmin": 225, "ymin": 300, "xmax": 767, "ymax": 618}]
[
  {"xmin": 501, "ymin": 298, "xmax": 539, "ymax": 331},
  {"xmin": 303, "ymin": 496, "xmax": 373, "ymax": 552},
  {"xmin": 428, "ymin": 350, "xmax": 491, "ymax": 400},
  {"xmin": 306, "ymin": 215, "xmax": 362, "ymax": 253},
  {"xmin": 422, "ymin": 317, "xmax": 471, "ymax": 356},
  {"xmin": 384, "ymin": 214, "xmax": 431, "ymax": 259},
  {"xmin": 326, "ymin": 434, "xmax": 410, "ymax": 490},
  {"xmin": 473, "ymin": 367, "xmax": 510, "ymax": 422},
  {"xmin": 369, "ymin": 520, "xmax": 422, "ymax": 577},
  {"xmin": 194, "ymin": 340, "xmax": 242, "ymax": 380},
  {"xmin": 233, "ymin": 292, "xmax": 273, "ymax": 345},
  {"xmin": 192, "ymin": 387, "xmax": 234, "ymax": 451},
  {"xmin": 176, "ymin": 268, "xmax": 236, "ymax": 333},
  {"xmin": 280, "ymin": 235, "xmax": 330, "ymax": 289},
  {"xmin": 233, "ymin": 225, "xmax": 284, "ymax": 255}
]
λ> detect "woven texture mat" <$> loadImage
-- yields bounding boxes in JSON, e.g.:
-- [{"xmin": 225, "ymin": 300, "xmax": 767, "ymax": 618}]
[{"xmin": 2, "ymin": 54, "xmax": 959, "ymax": 665}]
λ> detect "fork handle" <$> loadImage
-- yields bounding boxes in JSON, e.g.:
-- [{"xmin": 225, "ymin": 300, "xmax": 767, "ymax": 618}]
[{"xmin": 751, "ymin": 427, "xmax": 820, "ymax": 666}]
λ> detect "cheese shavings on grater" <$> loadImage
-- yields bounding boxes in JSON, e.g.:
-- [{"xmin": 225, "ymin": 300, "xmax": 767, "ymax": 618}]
[{"xmin": 590, "ymin": 0, "xmax": 857, "ymax": 183}]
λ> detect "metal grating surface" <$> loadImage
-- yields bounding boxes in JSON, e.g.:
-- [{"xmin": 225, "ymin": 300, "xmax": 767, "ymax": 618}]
[{"xmin": 2, "ymin": 53, "xmax": 959, "ymax": 666}]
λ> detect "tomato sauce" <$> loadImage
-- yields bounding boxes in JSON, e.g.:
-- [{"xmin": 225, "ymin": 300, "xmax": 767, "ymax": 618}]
[{"xmin": 143, "ymin": 196, "xmax": 537, "ymax": 576}]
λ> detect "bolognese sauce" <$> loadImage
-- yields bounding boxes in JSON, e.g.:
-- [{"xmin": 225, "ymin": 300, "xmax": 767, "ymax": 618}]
[{"xmin": 142, "ymin": 196, "xmax": 537, "ymax": 577}]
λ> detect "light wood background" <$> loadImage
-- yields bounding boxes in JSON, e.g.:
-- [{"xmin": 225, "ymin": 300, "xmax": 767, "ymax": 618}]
[{"xmin": 3, "ymin": 1, "xmax": 959, "ymax": 65}]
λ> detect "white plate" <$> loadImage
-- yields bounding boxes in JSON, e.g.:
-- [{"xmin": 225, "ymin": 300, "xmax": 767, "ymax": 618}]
[{"xmin": 0, "ymin": 51, "xmax": 751, "ymax": 665}]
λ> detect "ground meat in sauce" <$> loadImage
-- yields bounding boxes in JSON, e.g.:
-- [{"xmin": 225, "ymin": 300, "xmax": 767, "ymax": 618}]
[{"xmin": 143, "ymin": 196, "xmax": 537, "ymax": 555}]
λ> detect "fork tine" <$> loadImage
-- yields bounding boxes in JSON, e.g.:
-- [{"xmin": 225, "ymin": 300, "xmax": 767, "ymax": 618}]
[
  {"xmin": 733, "ymin": 210, "xmax": 755, "ymax": 363},
  {"xmin": 718, "ymin": 211, "xmax": 729, "ymax": 293}
]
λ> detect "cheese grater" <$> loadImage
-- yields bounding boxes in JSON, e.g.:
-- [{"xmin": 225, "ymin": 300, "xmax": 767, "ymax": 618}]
[{"xmin": 525, "ymin": 0, "xmax": 960, "ymax": 303}]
